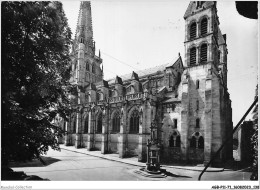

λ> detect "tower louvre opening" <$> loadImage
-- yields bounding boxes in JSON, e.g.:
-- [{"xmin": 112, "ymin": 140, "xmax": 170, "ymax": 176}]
[
  {"xmin": 200, "ymin": 44, "xmax": 207, "ymax": 63},
  {"xmin": 201, "ymin": 18, "xmax": 208, "ymax": 36},
  {"xmin": 190, "ymin": 22, "xmax": 197, "ymax": 39},
  {"xmin": 190, "ymin": 47, "xmax": 196, "ymax": 65}
]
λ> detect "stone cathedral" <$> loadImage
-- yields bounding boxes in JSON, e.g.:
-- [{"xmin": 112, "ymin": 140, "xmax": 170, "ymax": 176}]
[{"xmin": 58, "ymin": 1, "xmax": 233, "ymax": 166}]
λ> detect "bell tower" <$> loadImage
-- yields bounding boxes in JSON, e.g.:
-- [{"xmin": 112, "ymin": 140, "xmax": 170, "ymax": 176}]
[
  {"xmin": 184, "ymin": 1, "xmax": 221, "ymax": 68},
  {"xmin": 181, "ymin": 1, "xmax": 232, "ymax": 166}
]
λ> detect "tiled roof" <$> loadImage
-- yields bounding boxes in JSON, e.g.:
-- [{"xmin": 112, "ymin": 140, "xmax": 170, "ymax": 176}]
[
  {"xmin": 184, "ymin": 1, "xmax": 215, "ymax": 19},
  {"xmin": 107, "ymin": 56, "xmax": 183, "ymax": 85},
  {"xmin": 107, "ymin": 62, "xmax": 170, "ymax": 84}
]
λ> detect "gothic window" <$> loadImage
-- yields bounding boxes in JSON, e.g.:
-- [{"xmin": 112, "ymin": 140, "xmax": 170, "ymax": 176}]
[
  {"xmin": 96, "ymin": 93, "xmax": 100, "ymax": 101},
  {"xmin": 196, "ymin": 80, "xmax": 200, "ymax": 89},
  {"xmin": 200, "ymin": 18, "xmax": 208, "ymax": 36},
  {"xmin": 176, "ymin": 136, "xmax": 181, "ymax": 147},
  {"xmin": 86, "ymin": 62, "xmax": 90, "ymax": 71},
  {"xmin": 97, "ymin": 92, "xmax": 103, "ymax": 101},
  {"xmin": 84, "ymin": 116, "xmax": 89, "ymax": 133},
  {"xmin": 196, "ymin": 118, "xmax": 200, "ymax": 128},
  {"xmin": 73, "ymin": 118, "xmax": 76, "ymax": 133},
  {"xmin": 112, "ymin": 112, "xmax": 120, "ymax": 132},
  {"xmin": 200, "ymin": 43, "xmax": 207, "ymax": 63},
  {"xmin": 190, "ymin": 47, "xmax": 196, "ymax": 66},
  {"xmin": 109, "ymin": 90, "xmax": 112, "ymax": 97},
  {"xmin": 85, "ymin": 94, "xmax": 89, "ymax": 103},
  {"xmin": 96, "ymin": 114, "xmax": 102, "ymax": 133},
  {"xmin": 112, "ymin": 90, "xmax": 118, "ymax": 97},
  {"xmin": 127, "ymin": 86, "xmax": 134, "ymax": 94},
  {"xmin": 127, "ymin": 87, "xmax": 131, "ymax": 94},
  {"xmin": 174, "ymin": 119, "xmax": 178, "ymax": 128},
  {"xmin": 92, "ymin": 64, "xmax": 95, "ymax": 74},
  {"xmin": 169, "ymin": 131, "xmax": 181, "ymax": 148},
  {"xmin": 198, "ymin": 136, "xmax": 204, "ymax": 149},
  {"xmin": 169, "ymin": 136, "xmax": 174, "ymax": 147},
  {"xmin": 190, "ymin": 22, "xmax": 197, "ymax": 40},
  {"xmin": 129, "ymin": 109, "xmax": 139, "ymax": 133},
  {"xmin": 190, "ymin": 136, "xmax": 197, "ymax": 148}
]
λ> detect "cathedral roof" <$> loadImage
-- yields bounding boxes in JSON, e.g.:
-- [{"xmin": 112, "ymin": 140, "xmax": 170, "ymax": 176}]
[
  {"xmin": 107, "ymin": 56, "xmax": 183, "ymax": 84},
  {"xmin": 184, "ymin": 1, "xmax": 215, "ymax": 19}
]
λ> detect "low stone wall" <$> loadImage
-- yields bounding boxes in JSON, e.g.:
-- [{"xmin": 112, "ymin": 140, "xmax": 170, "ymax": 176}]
[
  {"xmin": 188, "ymin": 148, "xmax": 204, "ymax": 163},
  {"xmin": 161, "ymin": 147, "xmax": 181, "ymax": 163},
  {"xmin": 110, "ymin": 133, "xmax": 119, "ymax": 153},
  {"xmin": 127, "ymin": 134, "xmax": 139, "ymax": 156},
  {"xmin": 94, "ymin": 133, "xmax": 102, "ymax": 150}
]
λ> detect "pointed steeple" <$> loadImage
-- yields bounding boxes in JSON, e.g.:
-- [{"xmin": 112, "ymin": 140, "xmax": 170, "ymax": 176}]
[{"xmin": 75, "ymin": 1, "xmax": 93, "ymax": 47}]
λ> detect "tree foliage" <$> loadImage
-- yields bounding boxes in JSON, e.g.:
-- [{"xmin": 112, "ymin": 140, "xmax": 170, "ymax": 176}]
[{"xmin": 1, "ymin": 1, "xmax": 72, "ymax": 164}]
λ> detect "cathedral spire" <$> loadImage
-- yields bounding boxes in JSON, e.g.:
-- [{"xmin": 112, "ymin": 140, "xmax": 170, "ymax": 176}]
[{"xmin": 75, "ymin": 1, "xmax": 93, "ymax": 46}]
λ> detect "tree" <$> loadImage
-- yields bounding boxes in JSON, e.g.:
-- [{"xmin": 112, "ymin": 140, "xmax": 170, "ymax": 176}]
[
  {"xmin": 250, "ymin": 85, "xmax": 258, "ymax": 180},
  {"xmin": 1, "ymin": 1, "xmax": 72, "ymax": 164}
]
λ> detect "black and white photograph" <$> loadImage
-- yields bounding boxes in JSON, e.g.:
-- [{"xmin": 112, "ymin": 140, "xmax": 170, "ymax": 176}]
[{"xmin": 1, "ymin": 1, "xmax": 258, "ymax": 189}]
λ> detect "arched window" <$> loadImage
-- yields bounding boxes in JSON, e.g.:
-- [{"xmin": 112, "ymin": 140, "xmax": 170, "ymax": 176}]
[
  {"xmin": 176, "ymin": 136, "xmax": 181, "ymax": 147},
  {"xmin": 97, "ymin": 93, "xmax": 103, "ymax": 101},
  {"xmin": 96, "ymin": 114, "xmax": 102, "ymax": 133},
  {"xmin": 86, "ymin": 62, "xmax": 89, "ymax": 71},
  {"xmin": 169, "ymin": 131, "xmax": 181, "ymax": 148},
  {"xmin": 112, "ymin": 90, "xmax": 117, "ymax": 97},
  {"xmin": 112, "ymin": 112, "xmax": 120, "ymax": 132},
  {"xmin": 73, "ymin": 118, "xmax": 76, "ymax": 133},
  {"xmin": 85, "ymin": 94, "xmax": 89, "ymax": 103},
  {"xmin": 190, "ymin": 136, "xmax": 197, "ymax": 148},
  {"xmin": 169, "ymin": 136, "xmax": 174, "ymax": 147},
  {"xmin": 196, "ymin": 118, "xmax": 200, "ymax": 128},
  {"xmin": 92, "ymin": 65, "xmax": 95, "ymax": 74},
  {"xmin": 130, "ymin": 109, "xmax": 139, "ymax": 133},
  {"xmin": 190, "ymin": 22, "xmax": 197, "ymax": 40},
  {"xmin": 200, "ymin": 18, "xmax": 208, "ymax": 36},
  {"xmin": 196, "ymin": 80, "xmax": 200, "ymax": 89},
  {"xmin": 198, "ymin": 136, "xmax": 204, "ymax": 149},
  {"xmin": 190, "ymin": 47, "xmax": 196, "ymax": 66},
  {"xmin": 200, "ymin": 43, "xmax": 207, "ymax": 63},
  {"xmin": 84, "ymin": 116, "xmax": 89, "ymax": 133}
]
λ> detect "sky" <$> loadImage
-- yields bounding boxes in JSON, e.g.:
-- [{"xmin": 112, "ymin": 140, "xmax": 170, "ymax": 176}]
[{"xmin": 62, "ymin": 0, "xmax": 258, "ymax": 125}]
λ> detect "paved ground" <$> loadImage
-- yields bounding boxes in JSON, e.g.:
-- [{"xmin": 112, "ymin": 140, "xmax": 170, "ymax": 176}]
[{"xmin": 9, "ymin": 147, "xmax": 252, "ymax": 181}]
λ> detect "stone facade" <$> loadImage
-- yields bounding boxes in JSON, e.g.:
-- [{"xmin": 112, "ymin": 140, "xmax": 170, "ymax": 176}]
[{"xmin": 57, "ymin": 1, "xmax": 233, "ymax": 166}]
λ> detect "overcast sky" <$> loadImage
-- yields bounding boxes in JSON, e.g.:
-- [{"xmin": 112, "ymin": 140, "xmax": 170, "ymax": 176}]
[{"xmin": 62, "ymin": 0, "xmax": 258, "ymax": 125}]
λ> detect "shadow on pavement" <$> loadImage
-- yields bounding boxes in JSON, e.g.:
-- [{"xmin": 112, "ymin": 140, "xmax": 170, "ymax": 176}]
[
  {"xmin": 1, "ymin": 167, "xmax": 50, "ymax": 181},
  {"xmin": 8, "ymin": 156, "xmax": 60, "ymax": 168},
  {"xmin": 162, "ymin": 169, "xmax": 192, "ymax": 178}
]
